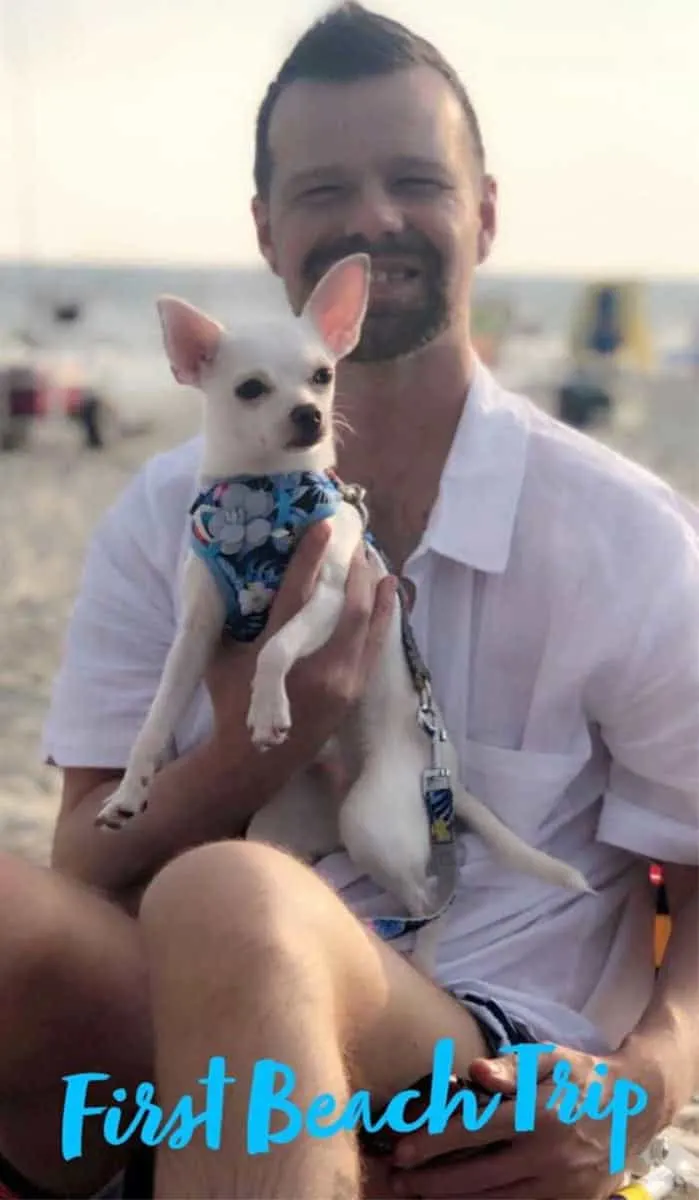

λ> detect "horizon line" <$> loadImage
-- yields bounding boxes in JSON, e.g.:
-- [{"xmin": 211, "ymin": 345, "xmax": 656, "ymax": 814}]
[{"xmin": 0, "ymin": 255, "xmax": 697, "ymax": 287}]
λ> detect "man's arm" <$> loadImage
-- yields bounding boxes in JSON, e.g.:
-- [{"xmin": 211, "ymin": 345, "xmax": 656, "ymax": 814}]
[
  {"xmin": 614, "ymin": 862, "xmax": 699, "ymax": 1123},
  {"xmin": 591, "ymin": 514, "xmax": 699, "ymax": 1128},
  {"xmin": 51, "ymin": 706, "xmax": 329, "ymax": 899},
  {"xmin": 51, "ymin": 736, "xmax": 261, "ymax": 903}
]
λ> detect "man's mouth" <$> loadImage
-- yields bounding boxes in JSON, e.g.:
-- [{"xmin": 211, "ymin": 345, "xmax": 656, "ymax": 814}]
[
  {"xmin": 368, "ymin": 259, "xmax": 423, "ymax": 302},
  {"xmin": 372, "ymin": 265, "xmax": 420, "ymax": 283}
]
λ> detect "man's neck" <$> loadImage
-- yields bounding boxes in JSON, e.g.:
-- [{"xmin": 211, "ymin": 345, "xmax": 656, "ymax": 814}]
[{"xmin": 335, "ymin": 336, "xmax": 476, "ymax": 573}]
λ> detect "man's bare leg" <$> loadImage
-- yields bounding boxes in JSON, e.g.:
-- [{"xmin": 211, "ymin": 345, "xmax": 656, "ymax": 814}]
[
  {"xmin": 140, "ymin": 841, "xmax": 488, "ymax": 1200},
  {"xmin": 0, "ymin": 853, "xmax": 152, "ymax": 1196}
]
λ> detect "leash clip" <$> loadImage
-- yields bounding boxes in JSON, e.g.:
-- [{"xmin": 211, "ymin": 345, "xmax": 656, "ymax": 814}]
[
  {"xmin": 418, "ymin": 683, "xmax": 448, "ymax": 768},
  {"xmin": 417, "ymin": 682, "xmax": 436, "ymax": 733}
]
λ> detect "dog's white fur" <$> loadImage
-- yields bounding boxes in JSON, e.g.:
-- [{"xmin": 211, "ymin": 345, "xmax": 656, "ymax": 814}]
[{"xmin": 96, "ymin": 253, "xmax": 589, "ymax": 973}]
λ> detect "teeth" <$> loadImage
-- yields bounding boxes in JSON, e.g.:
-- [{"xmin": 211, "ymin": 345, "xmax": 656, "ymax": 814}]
[{"xmin": 372, "ymin": 269, "xmax": 412, "ymax": 283}]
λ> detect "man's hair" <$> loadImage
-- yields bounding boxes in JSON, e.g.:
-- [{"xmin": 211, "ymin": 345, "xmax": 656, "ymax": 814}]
[{"xmin": 253, "ymin": 2, "xmax": 485, "ymax": 198}]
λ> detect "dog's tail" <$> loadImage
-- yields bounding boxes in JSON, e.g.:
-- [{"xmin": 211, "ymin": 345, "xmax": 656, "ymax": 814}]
[{"xmin": 453, "ymin": 785, "xmax": 592, "ymax": 893}]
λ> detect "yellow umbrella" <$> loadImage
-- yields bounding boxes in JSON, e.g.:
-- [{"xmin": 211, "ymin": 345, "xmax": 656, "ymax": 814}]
[{"xmin": 570, "ymin": 281, "xmax": 655, "ymax": 372}]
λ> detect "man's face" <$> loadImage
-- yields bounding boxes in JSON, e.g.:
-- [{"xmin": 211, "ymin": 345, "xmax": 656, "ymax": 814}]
[{"xmin": 253, "ymin": 66, "xmax": 496, "ymax": 364}]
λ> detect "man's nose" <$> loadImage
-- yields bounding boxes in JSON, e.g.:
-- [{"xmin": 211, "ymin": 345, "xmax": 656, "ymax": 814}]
[{"xmin": 343, "ymin": 181, "xmax": 404, "ymax": 243}]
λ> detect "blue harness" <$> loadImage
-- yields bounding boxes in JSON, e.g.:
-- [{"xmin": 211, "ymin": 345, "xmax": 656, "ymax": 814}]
[
  {"xmin": 189, "ymin": 471, "xmax": 344, "ymax": 643},
  {"xmin": 190, "ymin": 469, "xmax": 458, "ymax": 944}
]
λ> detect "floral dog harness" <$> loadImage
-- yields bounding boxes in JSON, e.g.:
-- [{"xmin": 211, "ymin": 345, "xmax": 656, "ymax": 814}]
[{"xmin": 189, "ymin": 471, "xmax": 345, "ymax": 642}]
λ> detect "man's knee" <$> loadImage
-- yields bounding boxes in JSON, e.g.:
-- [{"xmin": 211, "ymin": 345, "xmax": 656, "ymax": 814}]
[
  {"xmin": 0, "ymin": 855, "xmax": 148, "ymax": 1080},
  {"xmin": 0, "ymin": 856, "xmax": 91, "ymax": 1011},
  {"xmin": 139, "ymin": 840, "xmax": 323, "ymax": 962}
]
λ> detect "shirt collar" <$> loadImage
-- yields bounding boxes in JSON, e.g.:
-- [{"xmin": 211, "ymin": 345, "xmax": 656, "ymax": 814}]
[{"xmin": 410, "ymin": 357, "xmax": 530, "ymax": 575}]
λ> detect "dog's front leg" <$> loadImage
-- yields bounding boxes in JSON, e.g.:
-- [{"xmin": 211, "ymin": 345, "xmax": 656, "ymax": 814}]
[
  {"xmin": 97, "ymin": 554, "xmax": 225, "ymax": 828},
  {"xmin": 246, "ymin": 568, "xmax": 346, "ymax": 750},
  {"xmin": 247, "ymin": 509, "xmax": 362, "ymax": 750}
]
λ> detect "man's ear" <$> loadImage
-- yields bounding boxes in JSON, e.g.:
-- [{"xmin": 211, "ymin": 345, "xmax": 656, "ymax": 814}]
[
  {"xmin": 252, "ymin": 195, "xmax": 279, "ymax": 275},
  {"xmin": 477, "ymin": 175, "xmax": 498, "ymax": 265}
]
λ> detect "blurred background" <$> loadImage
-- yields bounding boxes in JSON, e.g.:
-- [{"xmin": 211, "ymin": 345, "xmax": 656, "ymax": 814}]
[{"xmin": 0, "ymin": 0, "xmax": 697, "ymax": 851}]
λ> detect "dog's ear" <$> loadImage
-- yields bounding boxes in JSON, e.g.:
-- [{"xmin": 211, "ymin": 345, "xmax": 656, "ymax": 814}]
[
  {"xmin": 301, "ymin": 253, "xmax": 371, "ymax": 359},
  {"xmin": 156, "ymin": 296, "xmax": 224, "ymax": 387}
]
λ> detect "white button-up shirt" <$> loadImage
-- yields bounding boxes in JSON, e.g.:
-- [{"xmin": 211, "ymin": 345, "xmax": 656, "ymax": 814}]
[{"xmin": 43, "ymin": 359, "xmax": 699, "ymax": 1053}]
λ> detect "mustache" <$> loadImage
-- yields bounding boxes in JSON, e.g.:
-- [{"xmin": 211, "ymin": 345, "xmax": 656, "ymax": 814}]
[{"xmin": 302, "ymin": 233, "xmax": 442, "ymax": 286}]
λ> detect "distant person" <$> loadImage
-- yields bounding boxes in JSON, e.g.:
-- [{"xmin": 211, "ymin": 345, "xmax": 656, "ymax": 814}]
[
  {"xmin": 0, "ymin": 5, "xmax": 695, "ymax": 1199},
  {"xmin": 558, "ymin": 284, "xmax": 628, "ymax": 429},
  {"xmin": 588, "ymin": 286, "xmax": 623, "ymax": 357},
  {"xmin": 556, "ymin": 366, "xmax": 612, "ymax": 430}
]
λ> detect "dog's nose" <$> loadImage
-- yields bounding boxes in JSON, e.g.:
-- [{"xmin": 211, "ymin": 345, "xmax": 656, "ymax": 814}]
[{"xmin": 289, "ymin": 403, "xmax": 323, "ymax": 445}]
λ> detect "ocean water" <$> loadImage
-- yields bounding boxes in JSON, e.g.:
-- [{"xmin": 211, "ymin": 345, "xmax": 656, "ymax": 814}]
[
  {"xmin": 0, "ymin": 260, "xmax": 697, "ymax": 420},
  {"xmin": 2, "ymin": 260, "xmax": 697, "ymax": 346}
]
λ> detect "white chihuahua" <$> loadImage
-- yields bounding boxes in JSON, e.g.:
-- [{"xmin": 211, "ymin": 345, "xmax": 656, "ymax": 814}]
[{"xmin": 96, "ymin": 253, "xmax": 588, "ymax": 971}]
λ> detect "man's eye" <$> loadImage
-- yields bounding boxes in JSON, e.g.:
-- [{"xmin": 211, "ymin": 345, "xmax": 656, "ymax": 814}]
[
  {"xmin": 394, "ymin": 177, "xmax": 444, "ymax": 194},
  {"xmin": 235, "ymin": 377, "xmax": 270, "ymax": 401},
  {"xmin": 299, "ymin": 185, "xmax": 343, "ymax": 203}
]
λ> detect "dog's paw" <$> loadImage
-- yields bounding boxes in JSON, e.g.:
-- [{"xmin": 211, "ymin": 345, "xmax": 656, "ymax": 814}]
[
  {"xmin": 95, "ymin": 762, "xmax": 157, "ymax": 830},
  {"xmin": 95, "ymin": 740, "xmax": 169, "ymax": 830},
  {"xmin": 246, "ymin": 682, "xmax": 291, "ymax": 751}
]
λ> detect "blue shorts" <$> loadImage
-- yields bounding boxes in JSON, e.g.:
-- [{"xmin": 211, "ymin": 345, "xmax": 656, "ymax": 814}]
[
  {"xmin": 459, "ymin": 990, "xmax": 537, "ymax": 1058},
  {"xmin": 357, "ymin": 990, "xmax": 538, "ymax": 1159}
]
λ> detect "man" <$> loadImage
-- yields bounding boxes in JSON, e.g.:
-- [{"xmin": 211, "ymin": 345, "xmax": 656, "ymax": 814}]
[{"xmin": 1, "ymin": 4, "xmax": 697, "ymax": 1198}]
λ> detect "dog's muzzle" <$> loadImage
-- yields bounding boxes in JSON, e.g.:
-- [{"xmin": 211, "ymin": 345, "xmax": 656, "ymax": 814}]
[{"xmin": 289, "ymin": 403, "xmax": 323, "ymax": 447}]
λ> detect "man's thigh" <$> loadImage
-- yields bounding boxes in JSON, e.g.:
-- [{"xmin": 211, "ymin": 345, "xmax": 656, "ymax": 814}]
[
  {"xmin": 0, "ymin": 853, "xmax": 151, "ymax": 1197},
  {"xmin": 142, "ymin": 841, "xmax": 489, "ymax": 1103}
]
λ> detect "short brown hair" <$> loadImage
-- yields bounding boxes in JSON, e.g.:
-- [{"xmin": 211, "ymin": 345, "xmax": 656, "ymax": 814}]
[{"xmin": 254, "ymin": 2, "xmax": 486, "ymax": 199}]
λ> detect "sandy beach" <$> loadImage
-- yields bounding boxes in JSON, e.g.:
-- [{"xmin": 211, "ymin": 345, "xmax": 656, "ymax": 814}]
[
  {"xmin": 0, "ymin": 371, "xmax": 697, "ymax": 1183},
  {"xmin": 0, "ymin": 397, "xmax": 200, "ymax": 857}
]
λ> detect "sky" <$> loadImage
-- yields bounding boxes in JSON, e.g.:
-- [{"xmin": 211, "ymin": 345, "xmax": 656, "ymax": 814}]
[{"xmin": 0, "ymin": 0, "xmax": 697, "ymax": 277}]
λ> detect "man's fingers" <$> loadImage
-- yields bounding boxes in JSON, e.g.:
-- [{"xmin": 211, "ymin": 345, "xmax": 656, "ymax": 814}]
[
  {"xmin": 333, "ymin": 543, "xmax": 381, "ymax": 640},
  {"xmin": 359, "ymin": 575, "xmax": 399, "ymax": 677},
  {"xmin": 264, "ymin": 522, "xmax": 332, "ymax": 634},
  {"xmin": 365, "ymin": 541, "xmax": 390, "ymax": 579},
  {"xmin": 270, "ymin": 531, "xmax": 387, "ymax": 649},
  {"xmin": 394, "ymin": 1102, "xmax": 517, "ymax": 1168},
  {"xmin": 468, "ymin": 1057, "xmax": 518, "ymax": 1096},
  {"xmin": 468, "ymin": 1051, "xmax": 558, "ymax": 1100},
  {"xmin": 400, "ymin": 1145, "xmax": 536, "ymax": 1199},
  {"xmin": 461, "ymin": 1181, "xmax": 538, "ymax": 1200},
  {"xmin": 392, "ymin": 1164, "xmax": 536, "ymax": 1200}
]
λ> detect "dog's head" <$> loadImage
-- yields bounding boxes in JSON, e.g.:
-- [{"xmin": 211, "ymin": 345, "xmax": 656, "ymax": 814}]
[{"xmin": 156, "ymin": 253, "xmax": 370, "ymax": 473}]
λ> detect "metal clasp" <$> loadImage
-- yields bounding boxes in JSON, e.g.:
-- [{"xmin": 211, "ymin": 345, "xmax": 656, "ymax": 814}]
[{"xmin": 418, "ymin": 683, "xmax": 449, "ymax": 773}]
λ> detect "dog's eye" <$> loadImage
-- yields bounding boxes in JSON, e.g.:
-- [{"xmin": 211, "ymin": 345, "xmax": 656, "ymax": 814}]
[
  {"xmin": 311, "ymin": 366, "xmax": 333, "ymax": 387},
  {"xmin": 235, "ymin": 377, "xmax": 270, "ymax": 402}
]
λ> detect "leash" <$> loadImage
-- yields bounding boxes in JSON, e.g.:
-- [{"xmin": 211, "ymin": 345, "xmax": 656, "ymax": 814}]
[{"xmin": 335, "ymin": 479, "xmax": 460, "ymax": 943}]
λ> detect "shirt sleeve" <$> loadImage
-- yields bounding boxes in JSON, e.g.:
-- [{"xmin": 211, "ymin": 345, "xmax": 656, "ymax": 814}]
[
  {"xmin": 41, "ymin": 464, "xmax": 180, "ymax": 769},
  {"xmin": 593, "ymin": 507, "xmax": 699, "ymax": 865}
]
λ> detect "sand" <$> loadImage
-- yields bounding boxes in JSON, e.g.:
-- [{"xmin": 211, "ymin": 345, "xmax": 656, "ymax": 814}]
[{"xmin": 0, "ymin": 372, "xmax": 697, "ymax": 1186}]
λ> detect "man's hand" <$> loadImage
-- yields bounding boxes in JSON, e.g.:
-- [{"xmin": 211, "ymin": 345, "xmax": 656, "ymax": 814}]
[
  {"xmin": 206, "ymin": 520, "xmax": 397, "ymax": 778},
  {"xmin": 389, "ymin": 1046, "xmax": 657, "ymax": 1199}
]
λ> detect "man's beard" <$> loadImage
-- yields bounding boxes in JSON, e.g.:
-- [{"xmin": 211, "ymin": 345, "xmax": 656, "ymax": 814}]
[{"xmin": 302, "ymin": 232, "xmax": 449, "ymax": 363}]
